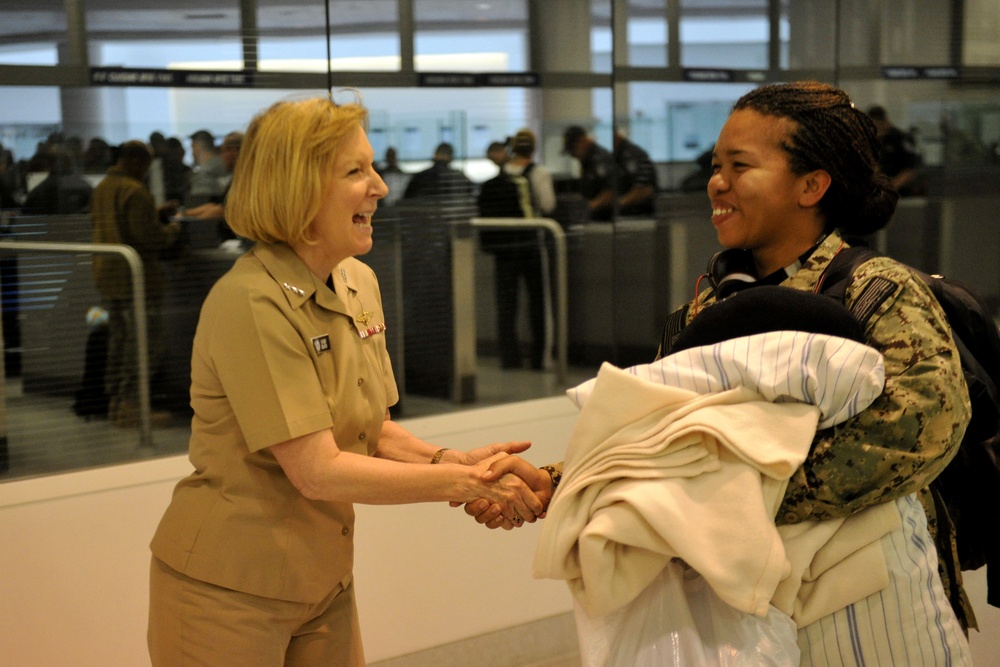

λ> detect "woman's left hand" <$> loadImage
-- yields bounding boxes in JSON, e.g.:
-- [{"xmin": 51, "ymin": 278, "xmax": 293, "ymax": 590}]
[{"xmin": 456, "ymin": 441, "xmax": 531, "ymax": 465}]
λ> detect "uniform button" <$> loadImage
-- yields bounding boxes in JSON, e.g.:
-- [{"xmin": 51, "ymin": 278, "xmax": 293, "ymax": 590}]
[
  {"xmin": 357, "ymin": 378, "xmax": 364, "ymax": 386},
  {"xmin": 783, "ymin": 512, "xmax": 799, "ymax": 523},
  {"xmin": 358, "ymin": 432, "xmax": 367, "ymax": 441},
  {"xmin": 342, "ymin": 526, "xmax": 350, "ymax": 536}
]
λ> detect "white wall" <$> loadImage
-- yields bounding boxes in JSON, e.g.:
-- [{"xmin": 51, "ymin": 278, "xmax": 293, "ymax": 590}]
[
  {"xmin": 1, "ymin": 394, "xmax": 998, "ymax": 666},
  {"xmin": 0, "ymin": 396, "xmax": 578, "ymax": 667}
]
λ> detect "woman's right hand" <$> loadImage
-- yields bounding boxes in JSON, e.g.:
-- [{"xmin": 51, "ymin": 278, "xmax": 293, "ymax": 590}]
[{"xmin": 465, "ymin": 453, "xmax": 544, "ymax": 528}]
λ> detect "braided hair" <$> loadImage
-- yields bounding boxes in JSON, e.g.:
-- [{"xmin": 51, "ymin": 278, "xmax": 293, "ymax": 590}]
[{"xmin": 733, "ymin": 81, "xmax": 898, "ymax": 237}]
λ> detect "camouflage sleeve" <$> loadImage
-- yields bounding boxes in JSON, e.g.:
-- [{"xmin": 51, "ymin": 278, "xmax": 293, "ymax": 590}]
[{"xmin": 777, "ymin": 258, "xmax": 971, "ymax": 525}]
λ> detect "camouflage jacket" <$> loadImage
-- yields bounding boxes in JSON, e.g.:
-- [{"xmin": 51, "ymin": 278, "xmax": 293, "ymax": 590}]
[
  {"xmin": 669, "ymin": 232, "xmax": 975, "ymax": 628},
  {"xmin": 676, "ymin": 233, "xmax": 969, "ymax": 523},
  {"xmin": 546, "ymin": 232, "xmax": 973, "ymax": 624}
]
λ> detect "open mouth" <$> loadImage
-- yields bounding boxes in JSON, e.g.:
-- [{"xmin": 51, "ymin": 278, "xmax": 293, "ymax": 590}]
[{"xmin": 353, "ymin": 213, "xmax": 372, "ymax": 227}]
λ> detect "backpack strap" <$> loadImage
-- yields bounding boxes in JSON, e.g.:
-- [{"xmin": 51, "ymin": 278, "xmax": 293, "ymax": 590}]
[
  {"xmin": 818, "ymin": 245, "xmax": 898, "ymax": 327},
  {"xmin": 657, "ymin": 303, "xmax": 690, "ymax": 358}
]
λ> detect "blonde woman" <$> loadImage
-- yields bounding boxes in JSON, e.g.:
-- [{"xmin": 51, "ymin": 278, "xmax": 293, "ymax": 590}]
[{"xmin": 148, "ymin": 96, "xmax": 542, "ymax": 666}]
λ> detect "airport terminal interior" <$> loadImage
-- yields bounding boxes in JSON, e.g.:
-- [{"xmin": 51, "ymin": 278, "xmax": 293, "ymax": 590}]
[{"xmin": 2, "ymin": 1, "xmax": 1000, "ymax": 665}]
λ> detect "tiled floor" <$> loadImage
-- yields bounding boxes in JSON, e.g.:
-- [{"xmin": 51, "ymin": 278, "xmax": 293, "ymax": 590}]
[{"xmin": 368, "ymin": 611, "xmax": 582, "ymax": 667}]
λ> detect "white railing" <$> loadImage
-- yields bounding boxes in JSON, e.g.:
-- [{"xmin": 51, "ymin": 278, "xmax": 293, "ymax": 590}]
[{"xmin": 0, "ymin": 240, "xmax": 152, "ymax": 448}]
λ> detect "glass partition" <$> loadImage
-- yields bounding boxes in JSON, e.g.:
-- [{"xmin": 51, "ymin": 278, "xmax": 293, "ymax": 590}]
[
  {"xmin": 0, "ymin": 0, "xmax": 999, "ymax": 481},
  {"xmin": 86, "ymin": 1, "xmax": 245, "ymax": 70},
  {"xmin": 0, "ymin": 2, "xmax": 65, "ymax": 66}
]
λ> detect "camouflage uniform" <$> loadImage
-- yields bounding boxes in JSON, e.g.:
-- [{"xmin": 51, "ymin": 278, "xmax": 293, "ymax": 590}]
[{"xmin": 662, "ymin": 232, "xmax": 974, "ymax": 629}]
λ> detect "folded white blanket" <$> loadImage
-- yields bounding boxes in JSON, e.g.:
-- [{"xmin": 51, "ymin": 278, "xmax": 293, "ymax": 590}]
[
  {"xmin": 535, "ymin": 332, "xmax": 888, "ymax": 619},
  {"xmin": 774, "ymin": 501, "xmax": 900, "ymax": 626},
  {"xmin": 568, "ymin": 331, "xmax": 885, "ymax": 430}
]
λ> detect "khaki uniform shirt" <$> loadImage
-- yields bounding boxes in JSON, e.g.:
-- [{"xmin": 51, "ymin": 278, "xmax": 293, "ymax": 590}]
[{"xmin": 150, "ymin": 243, "xmax": 398, "ymax": 603}]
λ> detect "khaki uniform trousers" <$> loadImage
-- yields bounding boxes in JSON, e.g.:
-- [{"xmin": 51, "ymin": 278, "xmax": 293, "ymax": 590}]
[{"xmin": 148, "ymin": 557, "xmax": 364, "ymax": 667}]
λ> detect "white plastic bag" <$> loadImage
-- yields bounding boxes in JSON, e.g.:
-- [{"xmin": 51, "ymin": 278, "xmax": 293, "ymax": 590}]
[{"xmin": 575, "ymin": 561, "xmax": 799, "ymax": 667}]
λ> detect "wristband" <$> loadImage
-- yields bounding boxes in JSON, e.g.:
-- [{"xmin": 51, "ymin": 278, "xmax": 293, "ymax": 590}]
[{"xmin": 430, "ymin": 448, "xmax": 449, "ymax": 464}]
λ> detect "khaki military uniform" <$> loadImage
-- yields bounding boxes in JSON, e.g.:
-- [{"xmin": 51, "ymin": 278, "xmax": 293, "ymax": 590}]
[
  {"xmin": 149, "ymin": 242, "xmax": 397, "ymax": 662},
  {"xmin": 666, "ymin": 232, "xmax": 974, "ymax": 628}
]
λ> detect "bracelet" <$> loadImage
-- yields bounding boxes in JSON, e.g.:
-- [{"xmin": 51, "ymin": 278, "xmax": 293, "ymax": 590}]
[
  {"xmin": 540, "ymin": 464, "xmax": 562, "ymax": 491},
  {"xmin": 430, "ymin": 448, "xmax": 449, "ymax": 464}
]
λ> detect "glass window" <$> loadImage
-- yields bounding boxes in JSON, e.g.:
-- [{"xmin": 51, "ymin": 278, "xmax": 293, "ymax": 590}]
[
  {"xmin": 0, "ymin": 5, "xmax": 65, "ymax": 66},
  {"xmin": 0, "ymin": 87, "xmax": 61, "ymax": 162},
  {"xmin": 591, "ymin": 0, "xmax": 613, "ymax": 72},
  {"xmin": 259, "ymin": 0, "xmax": 400, "ymax": 72},
  {"xmin": 628, "ymin": 81, "xmax": 751, "ymax": 164},
  {"xmin": 881, "ymin": 0, "xmax": 952, "ymax": 66},
  {"xmin": 680, "ymin": 0, "xmax": 769, "ymax": 68},
  {"xmin": 3, "ymin": 0, "xmax": 1000, "ymax": 485},
  {"xmin": 86, "ymin": 1, "xmax": 243, "ymax": 69},
  {"xmin": 964, "ymin": 0, "xmax": 1000, "ymax": 67},
  {"xmin": 0, "ymin": 45, "xmax": 59, "ymax": 67},
  {"xmin": 628, "ymin": 0, "xmax": 668, "ymax": 67},
  {"xmin": 831, "ymin": 0, "xmax": 877, "ymax": 68},
  {"xmin": 414, "ymin": 0, "xmax": 528, "ymax": 72}
]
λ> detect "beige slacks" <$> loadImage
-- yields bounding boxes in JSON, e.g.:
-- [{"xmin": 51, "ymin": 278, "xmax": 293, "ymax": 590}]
[{"xmin": 148, "ymin": 557, "xmax": 365, "ymax": 667}]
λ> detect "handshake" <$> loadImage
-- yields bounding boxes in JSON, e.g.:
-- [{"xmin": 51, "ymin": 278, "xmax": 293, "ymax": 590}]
[{"xmin": 450, "ymin": 441, "xmax": 558, "ymax": 531}]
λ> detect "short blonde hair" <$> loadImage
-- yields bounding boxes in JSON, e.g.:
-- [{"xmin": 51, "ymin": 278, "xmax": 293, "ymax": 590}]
[{"xmin": 226, "ymin": 98, "xmax": 368, "ymax": 245}]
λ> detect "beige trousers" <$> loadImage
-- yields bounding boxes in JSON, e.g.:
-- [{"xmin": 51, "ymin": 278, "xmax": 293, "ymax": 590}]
[{"xmin": 148, "ymin": 557, "xmax": 365, "ymax": 667}]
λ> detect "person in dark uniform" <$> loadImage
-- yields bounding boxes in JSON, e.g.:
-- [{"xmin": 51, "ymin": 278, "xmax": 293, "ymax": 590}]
[
  {"xmin": 562, "ymin": 125, "xmax": 614, "ymax": 221},
  {"xmin": 22, "ymin": 146, "xmax": 92, "ymax": 215},
  {"xmin": 401, "ymin": 141, "xmax": 473, "ymax": 201},
  {"xmin": 612, "ymin": 130, "xmax": 658, "ymax": 215},
  {"xmin": 866, "ymin": 105, "xmax": 926, "ymax": 196},
  {"xmin": 562, "ymin": 125, "xmax": 657, "ymax": 220}
]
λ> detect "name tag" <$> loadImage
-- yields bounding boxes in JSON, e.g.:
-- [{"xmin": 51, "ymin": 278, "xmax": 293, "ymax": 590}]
[{"xmin": 311, "ymin": 334, "xmax": 331, "ymax": 354}]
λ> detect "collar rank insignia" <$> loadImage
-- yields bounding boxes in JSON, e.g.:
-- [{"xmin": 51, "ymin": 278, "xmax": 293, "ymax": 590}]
[
  {"xmin": 282, "ymin": 282, "xmax": 305, "ymax": 297},
  {"xmin": 311, "ymin": 334, "xmax": 331, "ymax": 355}
]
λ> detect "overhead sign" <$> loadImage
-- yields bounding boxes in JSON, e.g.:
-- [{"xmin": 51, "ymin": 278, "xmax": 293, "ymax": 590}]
[
  {"xmin": 683, "ymin": 68, "xmax": 734, "ymax": 82},
  {"xmin": 881, "ymin": 66, "xmax": 960, "ymax": 80},
  {"xmin": 90, "ymin": 67, "xmax": 255, "ymax": 87},
  {"xmin": 418, "ymin": 72, "xmax": 540, "ymax": 87}
]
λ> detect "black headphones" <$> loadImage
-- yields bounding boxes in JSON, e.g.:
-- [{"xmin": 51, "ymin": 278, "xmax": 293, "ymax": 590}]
[{"xmin": 706, "ymin": 248, "xmax": 757, "ymax": 299}]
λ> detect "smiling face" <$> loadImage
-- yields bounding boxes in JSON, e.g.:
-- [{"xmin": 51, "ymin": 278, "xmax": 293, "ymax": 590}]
[
  {"xmin": 306, "ymin": 123, "xmax": 388, "ymax": 270},
  {"xmin": 708, "ymin": 109, "xmax": 828, "ymax": 276}
]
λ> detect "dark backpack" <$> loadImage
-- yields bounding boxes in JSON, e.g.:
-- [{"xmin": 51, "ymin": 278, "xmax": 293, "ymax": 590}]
[
  {"xmin": 73, "ymin": 321, "xmax": 111, "ymax": 419},
  {"xmin": 821, "ymin": 245, "xmax": 1000, "ymax": 608},
  {"xmin": 476, "ymin": 164, "xmax": 535, "ymax": 252}
]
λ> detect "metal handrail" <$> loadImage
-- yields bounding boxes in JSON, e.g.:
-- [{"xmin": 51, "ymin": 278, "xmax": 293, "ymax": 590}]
[
  {"xmin": 0, "ymin": 240, "xmax": 152, "ymax": 448},
  {"xmin": 470, "ymin": 217, "xmax": 568, "ymax": 384}
]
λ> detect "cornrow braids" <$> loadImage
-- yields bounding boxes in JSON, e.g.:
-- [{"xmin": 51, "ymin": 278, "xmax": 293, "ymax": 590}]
[{"xmin": 733, "ymin": 81, "xmax": 898, "ymax": 237}]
